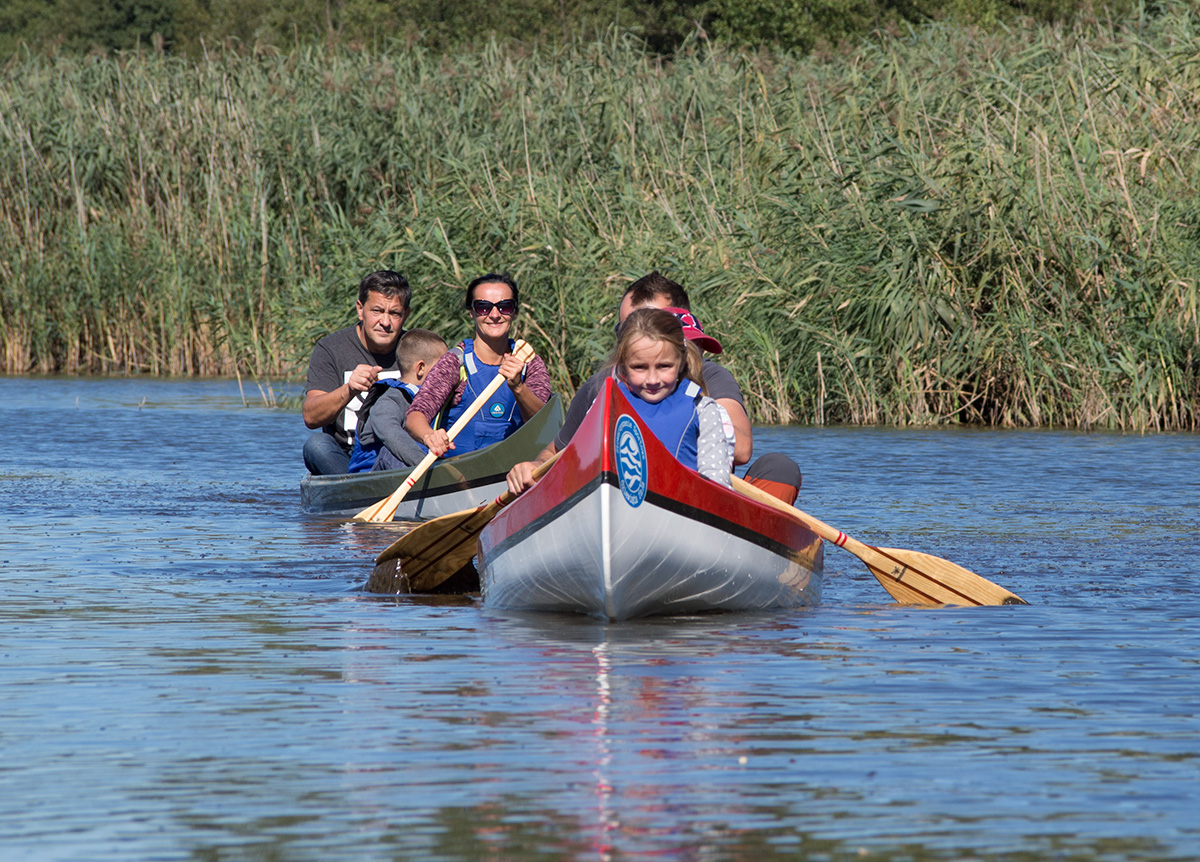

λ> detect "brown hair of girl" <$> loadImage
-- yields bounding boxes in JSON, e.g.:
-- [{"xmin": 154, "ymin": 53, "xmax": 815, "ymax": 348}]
[{"xmin": 610, "ymin": 307, "xmax": 706, "ymax": 394}]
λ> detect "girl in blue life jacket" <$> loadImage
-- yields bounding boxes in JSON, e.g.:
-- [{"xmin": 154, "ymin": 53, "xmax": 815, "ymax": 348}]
[
  {"xmin": 505, "ymin": 307, "xmax": 734, "ymax": 496},
  {"xmin": 403, "ymin": 273, "xmax": 553, "ymax": 459},
  {"xmin": 610, "ymin": 307, "xmax": 734, "ymax": 486}
]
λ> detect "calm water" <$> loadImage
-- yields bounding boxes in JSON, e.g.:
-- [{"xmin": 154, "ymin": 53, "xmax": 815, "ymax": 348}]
[{"xmin": 2, "ymin": 377, "xmax": 1198, "ymax": 861}]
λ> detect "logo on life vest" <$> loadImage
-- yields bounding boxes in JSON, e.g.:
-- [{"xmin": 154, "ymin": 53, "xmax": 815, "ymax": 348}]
[
  {"xmin": 615, "ymin": 415, "xmax": 647, "ymax": 508},
  {"xmin": 489, "ymin": 402, "xmax": 505, "ymax": 418}
]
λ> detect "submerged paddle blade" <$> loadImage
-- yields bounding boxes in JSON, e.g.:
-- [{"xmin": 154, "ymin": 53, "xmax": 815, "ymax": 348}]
[
  {"xmin": 366, "ymin": 556, "xmax": 480, "ymax": 594},
  {"xmin": 367, "ymin": 557, "xmax": 409, "ymax": 593},
  {"xmin": 367, "ymin": 499, "xmax": 499, "ymax": 593},
  {"xmin": 367, "ymin": 451, "xmax": 561, "ymax": 594}
]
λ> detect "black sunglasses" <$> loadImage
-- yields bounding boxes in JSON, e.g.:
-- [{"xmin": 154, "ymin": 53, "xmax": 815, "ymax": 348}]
[{"xmin": 471, "ymin": 299, "xmax": 518, "ymax": 316}]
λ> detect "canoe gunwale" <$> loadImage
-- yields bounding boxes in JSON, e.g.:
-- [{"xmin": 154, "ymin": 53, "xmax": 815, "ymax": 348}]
[{"xmin": 299, "ymin": 395, "xmax": 562, "ymax": 517}]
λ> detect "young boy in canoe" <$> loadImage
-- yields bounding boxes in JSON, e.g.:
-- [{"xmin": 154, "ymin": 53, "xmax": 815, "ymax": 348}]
[{"xmin": 347, "ymin": 329, "xmax": 448, "ymax": 473}]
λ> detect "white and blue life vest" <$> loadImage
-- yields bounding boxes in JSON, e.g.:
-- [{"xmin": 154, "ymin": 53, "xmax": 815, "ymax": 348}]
[
  {"xmin": 617, "ymin": 379, "xmax": 703, "ymax": 471},
  {"xmin": 339, "ymin": 369, "xmax": 401, "ymax": 446},
  {"xmin": 347, "ymin": 379, "xmax": 420, "ymax": 473},
  {"xmin": 442, "ymin": 338, "xmax": 524, "ymax": 455}
]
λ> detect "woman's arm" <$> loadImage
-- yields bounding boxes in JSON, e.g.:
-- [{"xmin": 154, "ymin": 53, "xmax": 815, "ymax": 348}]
[
  {"xmin": 404, "ymin": 349, "xmax": 464, "ymax": 457},
  {"xmin": 501, "ymin": 352, "xmax": 553, "ymax": 421}
]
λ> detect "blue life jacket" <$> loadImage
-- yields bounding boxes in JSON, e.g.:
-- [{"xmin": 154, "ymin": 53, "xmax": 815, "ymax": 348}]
[
  {"xmin": 347, "ymin": 379, "xmax": 420, "ymax": 473},
  {"xmin": 617, "ymin": 379, "xmax": 703, "ymax": 471},
  {"xmin": 442, "ymin": 338, "xmax": 524, "ymax": 456}
]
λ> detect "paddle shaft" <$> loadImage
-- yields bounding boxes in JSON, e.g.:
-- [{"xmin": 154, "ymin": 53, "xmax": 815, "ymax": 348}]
[
  {"xmin": 731, "ymin": 475, "xmax": 1025, "ymax": 606},
  {"xmin": 355, "ymin": 340, "xmax": 534, "ymax": 523}
]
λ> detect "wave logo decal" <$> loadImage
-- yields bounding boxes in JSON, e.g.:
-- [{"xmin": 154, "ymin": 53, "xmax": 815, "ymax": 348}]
[{"xmin": 615, "ymin": 415, "xmax": 647, "ymax": 508}]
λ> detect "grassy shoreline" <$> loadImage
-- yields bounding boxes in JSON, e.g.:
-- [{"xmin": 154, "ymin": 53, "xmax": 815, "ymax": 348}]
[{"xmin": 2, "ymin": 7, "xmax": 1196, "ymax": 429}]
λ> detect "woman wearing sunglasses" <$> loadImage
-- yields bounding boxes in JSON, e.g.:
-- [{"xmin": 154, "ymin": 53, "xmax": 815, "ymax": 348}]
[{"xmin": 404, "ymin": 273, "xmax": 552, "ymax": 458}]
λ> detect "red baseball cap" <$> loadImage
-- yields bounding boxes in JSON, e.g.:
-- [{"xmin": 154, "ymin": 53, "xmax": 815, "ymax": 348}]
[{"xmin": 662, "ymin": 307, "xmax": 722, "ymax": 354}]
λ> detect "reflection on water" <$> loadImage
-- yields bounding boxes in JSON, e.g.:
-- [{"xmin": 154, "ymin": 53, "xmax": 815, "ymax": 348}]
[{"xmin": 1, "ymin": 378, "xmax": 1198, "ymax": 861}]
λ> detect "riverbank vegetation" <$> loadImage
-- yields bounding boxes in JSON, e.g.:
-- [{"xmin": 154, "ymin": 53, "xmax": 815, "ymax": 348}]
[
  {"xmin": 0, "ymin": 0, "xmax": 1141, "ymax": 57},
  {"xmin": 1, "ymin": 3, "xmax": 1196, "ymax": 429}
]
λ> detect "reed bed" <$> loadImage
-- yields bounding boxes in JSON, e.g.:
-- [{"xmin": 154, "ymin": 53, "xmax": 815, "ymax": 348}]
[{"xmin": 1, "ymin": 6, "xmax": 1197, "ymax": 429}]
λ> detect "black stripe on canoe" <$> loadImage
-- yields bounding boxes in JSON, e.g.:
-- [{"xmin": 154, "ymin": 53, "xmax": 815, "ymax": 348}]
[{"xmin": 485, "ymin": 472, "xmax": 814, "ymax": 567}]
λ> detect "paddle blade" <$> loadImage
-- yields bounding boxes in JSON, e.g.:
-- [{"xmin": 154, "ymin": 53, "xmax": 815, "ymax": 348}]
[
  {"xmin": 729, "ymin": 475, "xmax": 1024, "ymax": 606},
  {"xmin": 366, "ymin": 451, "xmax": 561, "ymax": 594},
  {"xmin": 353, "ymin": 450, "xmax": 437, "ymax": 523},
  {"xmin": 367, "ymin": 476, "xmax": 417, "ymax": 523},
  {"xmin": 366, "ymin": 556, "xmax": 480, "ymax": 594},
  {"xmin": 368, "ymin": 499, "xmax": 503, "ymax": 593},
  {"xmin": 354, "ymin": 495, "xmax": 391, "ymax": 523},
  {"xmin": 866, "ymin": 547, "xmax": 1027, "ymax": 606},
  {"xmin": 367, "ymin": 557, "xmax": 409, "ymax": 593}
]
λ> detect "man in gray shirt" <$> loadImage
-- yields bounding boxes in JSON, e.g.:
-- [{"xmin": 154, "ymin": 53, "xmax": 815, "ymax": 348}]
[{"xmin": 302, "ymin": 270, "xmax": 411, "ymax": 475}]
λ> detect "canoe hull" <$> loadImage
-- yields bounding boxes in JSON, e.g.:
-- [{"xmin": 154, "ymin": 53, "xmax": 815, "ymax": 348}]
[
  {"xmin": 299, "ymin": 396, "xmax": 562, "ymax": 518},
  {"xmin": 478, "ymin": 382, "xmax": 822, "ymax": 620}
]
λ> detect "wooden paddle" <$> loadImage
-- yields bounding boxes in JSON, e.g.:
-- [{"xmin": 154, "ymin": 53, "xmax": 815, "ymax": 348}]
[
  {"xmin": 367, "ymin": 451, "xmax": 561, "ymax": 593},
  {"xmin": 732, "ymin": 476, "xmax": 1026, "ymax": 606},
  {"xmin": 354, "ymin": 340, "xmax": 536, "ymax": 523}
]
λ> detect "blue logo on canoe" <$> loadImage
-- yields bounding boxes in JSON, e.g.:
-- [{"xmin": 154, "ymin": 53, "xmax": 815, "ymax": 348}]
[{"xmin": 615, "ymin": 414, "xmax": 647, "ymax": 508}]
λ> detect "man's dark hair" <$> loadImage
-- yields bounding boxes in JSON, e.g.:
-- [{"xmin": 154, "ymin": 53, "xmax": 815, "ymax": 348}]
[
  {"xmin": 464, "ymin": 272, "xmax": 520, "ymax": 309},
  {"xmin": 623, "ymin": 271, "xmax": 689, "ymax": 310},
  {"xmin": 358, "ymin": 270, "xmax": 412, "ymax": 309}
]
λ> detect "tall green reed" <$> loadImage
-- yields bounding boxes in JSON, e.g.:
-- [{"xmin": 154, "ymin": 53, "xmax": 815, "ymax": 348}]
[{"xmin": 1, "ymin": 7, "xmax": 1196, "ymax": 429}]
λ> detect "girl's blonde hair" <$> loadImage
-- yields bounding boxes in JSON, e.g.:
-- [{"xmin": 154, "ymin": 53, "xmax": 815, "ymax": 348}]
[{"xmin": 610, "ymin": 308, "xmax": 706, "ymax": 393}]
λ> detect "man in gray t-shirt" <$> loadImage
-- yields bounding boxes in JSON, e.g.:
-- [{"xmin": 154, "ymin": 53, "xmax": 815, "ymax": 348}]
[{"xmin": 302, "ymin": 270, "xmax": 411, "ymax": 475}]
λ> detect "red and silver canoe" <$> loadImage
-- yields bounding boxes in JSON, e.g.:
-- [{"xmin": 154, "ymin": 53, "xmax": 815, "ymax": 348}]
[{"xmin": 478, "ymin": 379, "xmax": 823, "ymax": 620}]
